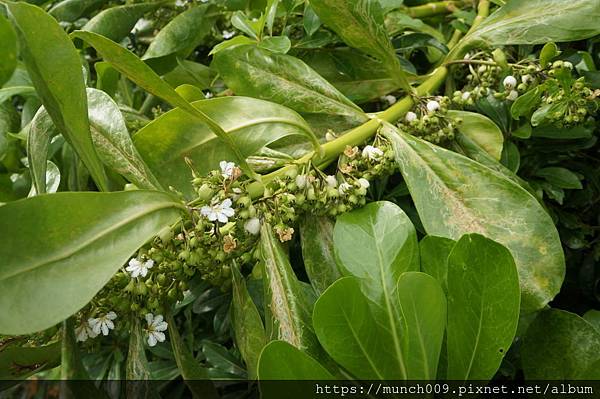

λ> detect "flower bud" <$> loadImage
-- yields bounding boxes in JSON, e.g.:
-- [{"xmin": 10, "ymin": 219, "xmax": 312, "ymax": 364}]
[{"xmin": 503, "ymin": 75, "xmax": 517, "ymax": 90}]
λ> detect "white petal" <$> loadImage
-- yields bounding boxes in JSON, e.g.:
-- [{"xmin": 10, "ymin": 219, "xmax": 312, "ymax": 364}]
[
  {"xmin": 128, "ymin": 258, "xmax": 142, "ymax": 268},
  {"xmin": 88, "ymin": 318, "xmax": 99, "ymax": 328},
  {"xmin": 153, "ymin": 331, "xmax": 166, "ymax": 342},
  {"xmin": 200, "ymin": 206, "xmax": 211, "ymax": 216},
  {"xmin": 244, "ymin": 218, "xmax": 261, "ymax": 235},
  {"xmin": 130, "ymin": 268, "xmax": 140, "ymax": 278},
  {"xmin": 153, "ymin": 315, "xmax": 164, "ymax": 324},
  {"xmin": 222, "ymin": 207, "xmax": 235, "ymax": 217},
  {"xmin": 145, "ymin": 313, "xmax": 154, "ymax": 325},
  {"xmin": 154, "ymin": 321, "xmax": 168, "ymax": 332},
  {"xmin": 101, "ymin": 323, "xmax": 109, "ymax": 336},
  {"xmin": 144, "ymin": 259, "xmax": 154, "ymax": 270},
  {"xmin": 147, "ymin": 333, "xmax": 157, "ymax": 347},
  {"xmin": 222, "ymin": 198, "xmax": 232, "ymax": 208},
  {"xmin": 105, "ymin": 319, "xmax": 115, "ymax": 330},
  {"xmin": 217, "ymin": 213, "xmax": 228, "ymax": 223},
  {"xmin": 207, "ymin": 211, "xmax": 218, "ymax": 221}
]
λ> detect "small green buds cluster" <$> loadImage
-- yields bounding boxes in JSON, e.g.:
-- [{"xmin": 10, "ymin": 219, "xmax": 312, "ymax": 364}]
[{"xmin": 398, "ymin": 97, "xmax": 458, "ymax": 144}]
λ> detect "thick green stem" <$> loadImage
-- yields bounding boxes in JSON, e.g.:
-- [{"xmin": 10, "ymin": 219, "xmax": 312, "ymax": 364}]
[{"xmin": 406, "ymin": 0, "xmax": 471, "ymax": 19}]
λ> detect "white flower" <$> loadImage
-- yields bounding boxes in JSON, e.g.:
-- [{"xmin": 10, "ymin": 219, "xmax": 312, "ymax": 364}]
[
  {"xmin": 507, "ymin": 90, "xmax": 519, "ymax": 101},
  {"xmin": 381, "ymin": 95, "xmax": 397, "ymax": 105},
  {"xmin": 362, "ymin": 145, "xmax": 384, "ymax": 161},
  {"xmin": 200, "ymin": 198, "xmax": 235, "ymax": 223},
  {"xmin": 75, "ymin": 323, "xmax": 98, "ymax": 342},
  {"xmin": 145, "ymin": 313, "xmax": 168, "ymax": 347},
  {"xmin": 358, "ymin": 178, "xmax": 370, "ymax": 189},
  {"xmin": 563, "ymin": 61, "xmax": 573, "ymax": 70},
  {"xmin": 405, "ymin": 111, "xmax": 417, "ymax": 122},
  {"xmin": 296, "ymin": 174, "xmax": 307, "ymax": 188},
  {"xmin": 244, "ymin": 218, "xmax": 261, "ymax": 235},
  {"xmin": 461, "ymin": 91, "xmax": 471, "ymax": 101},
  {"xmin": 426, "ymin": 100, "xmax": 440, "ymax": 113},
  {"xmin": 338, "ymin": 182, "xmax": 352, "ymax": 195},
  {"xmin": 521, "ymin": 74, "xmax": 532, "ymax": 84},
  {"xmin": 220, "ymin": 161, "xmax": 236, "ymax": 179},
  {"xmin": 325, "ymin": 175, "xmax": 338, "ymax": 188},
  {"xmin": 204, "ymin": 91, "xmax": 213, "ymax": 99},
  {"xmin": 222, "ymin": 30, "xmax": 235, "ymax": 39},
  {"xmin": 126, "ymin": 258, "xmax": 154, "ymax": 278},
  {"xmin": 503, "ymin": 75, "xmax": 517, "ymax": 90},
  {"xmin": 231, "ymin": 187, "xmax": 243, "ymax": 201},
  {"xmin": 88, "ymin": 312, "xmax": 117, "ymax": 336}
]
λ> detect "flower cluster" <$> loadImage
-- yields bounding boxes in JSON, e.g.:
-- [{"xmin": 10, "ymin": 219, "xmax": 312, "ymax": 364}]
[{"xmin": 397, "ymin": 97, "xmax": 458, "ymax": 144}]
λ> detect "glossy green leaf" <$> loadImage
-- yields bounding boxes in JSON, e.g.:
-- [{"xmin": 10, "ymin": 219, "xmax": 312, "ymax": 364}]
[
  {"xmin": 446, "ymin": 234, "xmax": 520, "ymax": 380},
  {"xmin": 82, "ymin": 2, "xmax": 165, "ymax": 43},
  {"xmin": 0, "ymin": 13, "xmax": 17, "ymax": 88},
  {"xmin": 49, "ymin": 0, "xmax": 108, "ymax": 23},
  {"xmin": 535, "ymin": 167, "xmax": 582, "ymax": 190},
  {"xmin": 231, "ymin": 264, "xmax": 267, "ymax": 380},
  {"xmin": 540, "ymin": 42, "xmax": 559, "ymax": 67},
  {"xmin": 71, "ymin": 30, "xmax": 260, "ymax": 179},
  {"xmin": 143, "ymin": 5, "xmax": 214, "ymax": 60},
  {"xmin": 308, "ymin": 0, "xmax": 411, "ymax": 92},
  {"xmin": 333, "ymin": 201, "xmax": 419, "ymax": 304},
  {"xmin": 259, "ymin": 223, "xmax": 324, "ymax": 361},
  {"xmin": 448, "ymin": 110, "xmax": 503, "ymax": 160},
  {"xmin": 257, "ymin": 340, "xmax": 335, "ymax": 380},
  {"xmin": 522, "ymin": 309, "xmax": 600, "ymax": 379},
  {"xmin": 163, "ymin": 59, "xmax": 213, "ymax": 90},
  {"xmin": 133, "ymin": 96, "xmax": 318, "ymax": 197},
  {"xmin": 467, "ymin": 0, "xmax": 600, "ymax": 46},
  {"xmin": 165, "ymin": 311, "xmax": 219, "ymax": 398},
  {"xmin": 0, "ymin": 342, "xmax": 61, "ymax": 380},
  {"xmin": 212, "ymin": 44, "xmax": 367, "ymax": 123},
  {"xmin": 299, "ymin": 215, "xmax": 341, "ymax": 295},
  {"xmin": 6, "ymin": 2, "xmax": 109, "ymax": 191},
  {"xmin": 313, "ymin": 277, "xmax": 401, "ymax": 379},
  {"xmin": 125, "ymin": 317, "xmax": 161, "ymax": 399},
  {"xmin": 28, "ymin": 89, "xmax": 162, "ymax": 191},
  {"xmin": 511, "ymin": 87, "xmax": 543, "ymax": 120},
  {"xmin": 383, "ymin": 123, "xmax": 564, "ymax": 312},
  {"xmin": 258, "ymin": 36, "xmax": 291, "ymax": 54},
  {"xmin": 419, "ymin": 235, "xmax": 455, "ymax": 292},
  {"xmin": 86, "ymin": 88, "xmax": 162, "ymax": 190},
  {"xmin": 583, "ymin": 309, "xmax": 600, "ymax": 332},
  {"xmin": 0, "ymin": 191, "xmax": 183, "ymax": 334},
  {"xmin": 397, "ymin": 272, "xmax": 446, "ymax": 380},
  {"xmin": 0, "ymin": 86, "xmax": 36, "ymax": 104}
]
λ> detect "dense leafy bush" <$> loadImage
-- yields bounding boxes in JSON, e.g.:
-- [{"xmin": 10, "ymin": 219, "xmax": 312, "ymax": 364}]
[{"xmin": 1, "ymin": 0, "xmax": 600, "ymax": 396}]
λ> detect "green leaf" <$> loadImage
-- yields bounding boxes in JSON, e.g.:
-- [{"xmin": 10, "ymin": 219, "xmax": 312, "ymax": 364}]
[
  {"xmin": 448, "ymin": 110, "xmax": 504, "ymax": 160},
  {"xmin": 0, "ymin": 341, "xmax": 61, "ymax": 380},
  {"xmin": 48, "ymin": 0, "xmax": 108, "ymax": 23},
  {"xmin": 6, "ymin": 2, "xmax": 109, "ymax": 191},
  {"xmin": 522, "ymin": 309, "xmax": 600, "ymax": 379},
  {"xmin": 333, "ymin": 201, "xmax": 419, "ymax": 304},
  {"xmin": 28, "ymin": 89, "xmax": 162, "ymax": 191},
  {"xmin": 231, "ymin": 11, "xmax": 261, "ymax": 40},
  {"xmin": 531, "ymin": 124, "xmax": 593, "ymax": 139},
  {"xmin": 535, "ymin": 167, "xmax": 583, "ymax": 190},
  {"xmin": 259, "ymin": 223, "xmax": 324, "ymax": 361},
  {"xmin": 419, "ymin": 235, "xmax": 455, "ymax": 292},
  {"xmin": 539, "ymin": 42, "xmax": 559, "ymax": 68},
  {"xmin": 126, "ymin": 317, "xmax": 160, "ymax": 399},
  {"xmin": 0, "ymin": 191, "xmax": 183, "ymax": 334},
  {"xmin": 257, "ymin": 340, "xmax": 335, "ymax": 380},
  {"xmin": 143, "ymin": 5, "xmax": 215, "ymax": 60},
  {"xmin": 446, "ymin": 234, "xmax": 520, "ymax": 380},
  {"xmin": 467, "ymin": 0, "xmax": 600, "ymax": 46},
  {"xmin": 333, "ymin": 201, "xmax": 419, "ymax": 379},
  {"xmin": 82, "ymin": 2, "xmax": 165, "ymax": 43},
  {"xmin": 299, "ymin": 215, "xmax": 341, "ymax": 295},
  {"xmin": 313, "ymin": 277, "xmax": 401, "ymax": 379},
  {"xmin": 397, "ymin": 272, "xmax": 446, "ymax": 380},
  {"xmin": 212, "ymin": 45, "xmax": 367, "ymax": 123},
  {"xmin": 383, "ymin": 123, "xmax": 564, "ymax": 312},
  {"xmin": 133, "ymin": 96, "xmax": 319, "ymax": 197},
  {"xmin": 71, "ymin": 30, "xmax": 257, "ymax": 179},
  {"xmin": 0, "ymin": 86, "xmax": 36, "ymax": 104},
  {"xmin": 308, "ymin": 0, "xmax": 412, "ymax": 92},
  {"xmin": 231, "ymin": 264, "xmax": 267, "ymax": 380},
  {"xmin": 583, "ymin": 310, "xmax": 600, "ymax": 332},
  {"xmin": 258, "ymin": 36, "xmax": 291, "ymax": 54},
  {"xmin": 0, "ymin": 13, "xmax": 17, "ymax": 88},
  {"xmin": 511, "ymin": 86, "xmax": 543, "ymax": 120},
  {"xmin": 165, "ymin": 311, "xmax": 219, "ymax": 398},
  {"xmin": 86, "ymin": 88, "xmax": 162, "ymax": 190}
]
